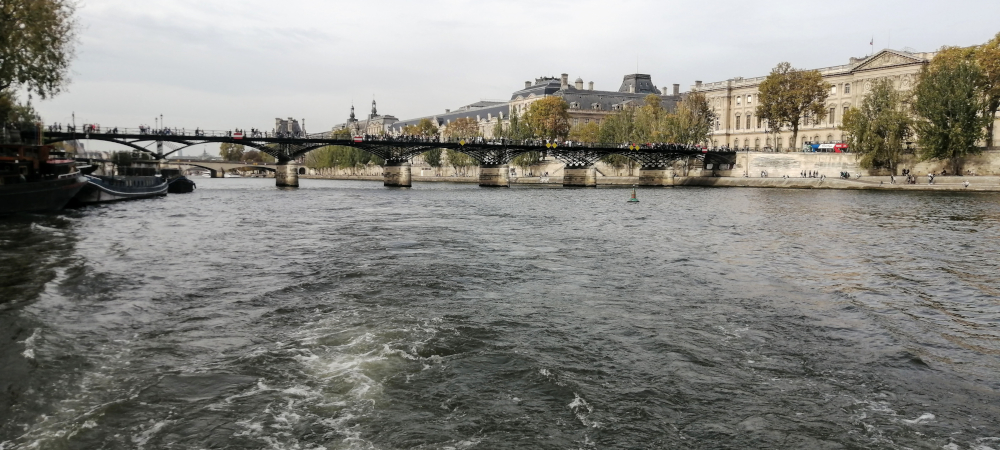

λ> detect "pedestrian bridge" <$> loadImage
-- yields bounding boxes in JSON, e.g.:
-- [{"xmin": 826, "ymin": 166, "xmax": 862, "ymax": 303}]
[{"xmin": 38, "ymin": 127, "xmax": 736, "ymax": 188}]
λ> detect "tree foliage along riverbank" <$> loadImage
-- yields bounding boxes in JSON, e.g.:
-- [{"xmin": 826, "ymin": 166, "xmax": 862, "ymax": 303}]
[
  {"xmin": 842, "ymin": 79, "xmax": 912, "ymax": 172},
  {"xmin": 0, "ymin": 0, "xmax": 77, "ymax": 134},
  {"xmin": 843, "ymin": 32, "xmax": 1000, "ymax": 175},
  {"xmin": 756, "ymin": 62, "xmax": 831, "ymax": 152}
]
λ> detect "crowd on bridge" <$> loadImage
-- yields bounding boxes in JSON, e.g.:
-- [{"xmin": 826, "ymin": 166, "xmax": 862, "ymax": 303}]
[
  {"xmin": 355, "ymin": 133, "xmax": 720, "ymax": 152},
  {"xmin": 41, "ymin": 123, "xmax": 739, "ymax": 154}
]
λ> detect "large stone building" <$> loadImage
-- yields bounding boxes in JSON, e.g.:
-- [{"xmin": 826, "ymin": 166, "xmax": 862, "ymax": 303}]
[
  {"xmin": 335, "ymin": 72, "xmax": 683, "ymax": 138},
  {"xmin": 509, "ymin": 73, "xmax": 681, "ymax": 129},
  {"xmin": 697, "ymin": 48, "xmax": 941, "ymax": 151},
  {"xmin": 337, "ymin": 100, "xmax": 399, "ymax": 136}
]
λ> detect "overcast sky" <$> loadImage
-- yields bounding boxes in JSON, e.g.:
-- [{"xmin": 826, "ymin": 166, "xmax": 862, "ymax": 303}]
[{"xmin": 31, "ymin": 0, "xmax": 1000, "ymax": 154}]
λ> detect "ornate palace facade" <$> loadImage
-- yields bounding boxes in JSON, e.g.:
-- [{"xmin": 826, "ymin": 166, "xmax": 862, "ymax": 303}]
[{"xmin": 696, "ymin": 49, "xmax": 940, "ymax": 151}]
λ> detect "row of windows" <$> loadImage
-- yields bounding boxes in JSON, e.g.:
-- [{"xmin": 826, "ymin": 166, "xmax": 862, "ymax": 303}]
[
  {"xmin": 713, "ymin": 134, "xmax": 840, "ymax": 150},
  {"xmin": 725, "ymin": 106, "xmax": 851, "ymax": 131},
  {"xmin": 728, "ymin": 83, "xmax": 852, "ymax": 108}
]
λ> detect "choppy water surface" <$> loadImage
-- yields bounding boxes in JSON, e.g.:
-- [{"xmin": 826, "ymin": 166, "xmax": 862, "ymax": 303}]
[{"xmin": 2, "ymin": 178, "xmax": 999, "ymax": 449}]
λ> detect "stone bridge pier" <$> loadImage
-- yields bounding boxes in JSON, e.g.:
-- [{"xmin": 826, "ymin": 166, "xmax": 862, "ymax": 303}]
[
  {"xmin": 210, "ymin": 169, "xmax": 223, "ymax": 178},
  {"xmin": 479, "ymin": 164, "xmax": 510, "ymax": 187},
  {"xmin": 563, "ymin": 166, "xmax": 597, "ymax": 187},
  {"xmin": 384, "ymin": 161, "xmax": 412, "ymax": 187},
  {"xmin": 276, "ymin": 162, "xmax": 300, "ymax": 187}
]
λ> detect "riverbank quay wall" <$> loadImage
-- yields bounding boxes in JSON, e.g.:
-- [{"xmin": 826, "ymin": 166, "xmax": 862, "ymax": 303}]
[
  {"xmin": 735, "ymin": 150, "xmax": 1000, "ymax": 177},
  {"xmin": 301, "ymin": 150, "xmax": 1000, "ymax": 182}
]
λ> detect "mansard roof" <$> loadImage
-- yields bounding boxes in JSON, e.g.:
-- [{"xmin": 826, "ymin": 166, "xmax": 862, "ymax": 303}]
[
  {"xmin": 618, "ymin": 74, "xmax": 662, "ymax": 94},
  {"xmin": 559, "ymin": 90, "xmax": 677, "ymax": 112},
  {"xmin": 510, "ymin": 78, "xmax": 563, "ymax": 100},
  {"xmin": 389, "ymin": 102, "xmax": 510, "ymax": 132}
]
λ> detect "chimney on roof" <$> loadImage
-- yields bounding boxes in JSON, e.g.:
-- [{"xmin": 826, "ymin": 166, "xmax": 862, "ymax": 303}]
[
  {"xmin": 525, "ymin": 81, "xmax": 531, "ymax": 89},
  {"xmin": 445, "ymin": 109, "xmax": 450, "ymax": 113},
  {"xmin": 589, "ymin": 81, "xmax": 594, "ymax": 90},
  {"xmin": 575, "ymin": 78, "xmax": 583, "ymax": 90},
  {"xmin": 673, "ymin": 84, "xmax": 680, "ymax": 96},
  {"xmin": 561, "ymin": 74, "xmax": 569, "ymax": 90},
  {"xmin": 695, "ymin": 80, "xmax": 703, "ymax": 89}
]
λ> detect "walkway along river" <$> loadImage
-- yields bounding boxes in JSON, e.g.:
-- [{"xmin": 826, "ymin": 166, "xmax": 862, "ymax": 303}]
[{"xmin": 1, "ymin": 178, "xmax": 999, "ymax": 449}]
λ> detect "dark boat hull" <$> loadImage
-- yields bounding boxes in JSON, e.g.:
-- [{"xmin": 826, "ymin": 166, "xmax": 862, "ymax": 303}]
[
  {"xmin": 0, "ymin": 176, "xmax": 88, "ymax": 214},
  {"xmin": 167, "ymin": 176, "xmax": 196, "ymax": 193},
  {"xmin": 71, "ymin": 175, "xmax": 168, "ymax": 205}
]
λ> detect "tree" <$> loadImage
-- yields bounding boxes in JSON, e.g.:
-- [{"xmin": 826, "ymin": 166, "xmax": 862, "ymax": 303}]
[
  {"xmin": 303, "ymin": 145, "xmax": 384, "ymax": 175},
  {"xmin": 445, "ymin": 149, "xmax": 476, "ymax": 176},
  {"xmin": 0, "ymin": 0, "xmax": 77, "ymax": 100},
  {"xmin": 511, "ymin": 151, "xmax": 542, "ymax": 172},
  {"xmin": 0, "ymin": 91, "xmax": 40, "ymax": 125},
  {"xmin": 634, "ymin": 94, "xmax": 665, "ymax": 142},
  {"xmin": 840, "ymin": 78, "xmax": 912, "ymax": 173},
  {"xmin": 444, "ymin": 117, "xmax": 480, "ymax": 139},
  {"xmin": 404, "ymin": 118, "xmax": 439, "ymax": 137},
  {"xmin": 568, "ymin": 122, "xmax": 600, "ymax": 143},
  {"xmin": 219, "ymin": 142, "xmax": 245, "ymax": 161},
  {"xmin": 496, "ymin": 110, "xmax": 533, "ymax": 140},
  {"xmin": 242, "ymin": 149, "xmax": 275, "ymax": 163},
  {"xmin": 598, "ymin": 107, "xmax": 639, "ymax": 144},
  {"xmin": 756, "ymin": 62, "xmax": 831, "ymax": 151},
  {"xmin": 421, "ymin": 148, "xmax": 443, "ymax": 172},
  {"xmin": 664, "ymin": 92, "xmax": 717, "ymax": 146},
  {"xmin": 912, "ymin": 50, "xmax": 991, "ymax": 174},
  {"xmin": 976, "ymin": 32, "xmax": 1000, "ymax": 147},
  {"xmin": 525, "ymin": 96, "xmax": 570, "ymax": 140}
]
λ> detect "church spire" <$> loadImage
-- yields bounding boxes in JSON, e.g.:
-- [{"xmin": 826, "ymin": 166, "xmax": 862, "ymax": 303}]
[
  {"xmin": 371, "ymin": 99, "xmax": 377, "ymax": 116},
  {"xmin": 349, "ymin": 103, "xmax": 355, "ymax": 120}
]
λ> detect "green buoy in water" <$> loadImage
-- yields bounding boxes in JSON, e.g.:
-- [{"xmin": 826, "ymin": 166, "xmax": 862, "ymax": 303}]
[{"xmin": 628, "ymin": 185, "xmax": 639, "ymax": 203}]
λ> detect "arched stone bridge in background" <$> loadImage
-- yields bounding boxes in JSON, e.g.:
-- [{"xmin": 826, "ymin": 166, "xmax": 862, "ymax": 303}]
[
  {"xmin": 159, "ymin": 159, "xmax": 280, "ymax": 178},
  {"xmin": 40, "ymin": 128, "xmax": 737, "ymax": 188}
]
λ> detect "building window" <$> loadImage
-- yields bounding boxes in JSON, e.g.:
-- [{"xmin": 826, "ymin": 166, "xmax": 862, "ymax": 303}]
[
  {"xmin": 735, "ymin": 114, "xmax": 741, "ymax": 130},
  {"xmin": 829, "ymin": 107, "xmax": 835, "ymax": 124},
  {"xmin": 736, "ymin": 96, "xmax": 741, "ymax": 105},
  {"xmin": 744, "ymin": 139, "xmax": 749, "ymax": 148},
  {"xmin": 754, "ymin": 138, "xmax": 760, "ymax": 150},
  {"xmin": 827, "ymin": 134, "xmax": 833, "ymax": 142},
  {"xmin": 746, "ymin": 115, "xmax": 751, "ymax": 130},
  {"xmin": 777, "ymin": 137, "xmax": 782, "ymax": 150},
  {"xmin": 715, "ymin": 119, "xmax": 720, "ymax": 131},
  {"xmin": 757, "ymin": 116, "xmax": 762, "ymax": 128},
  {"xmin": 746, "ymin": 95, "xmax": 752, "ymax": 104},
  {"xmin": 843, "ymin": 106, "xmax": 849, "ymax": 118},
  {"xmin": 831, "ymin": 85, "xmax": 837, "ymax": 95},
  {"xmin": 844, "ymin": 83, "xmax": 851, "ymax": 94}
]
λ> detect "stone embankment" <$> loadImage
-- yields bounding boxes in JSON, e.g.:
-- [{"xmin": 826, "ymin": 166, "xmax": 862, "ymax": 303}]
[
  {"xmin": 303, "ymin": 173, "xmax": 1000, "ymax": 191},
  {"xmin": 674, "ymin": 176, "xmax": 1000, "ymax": 191}
]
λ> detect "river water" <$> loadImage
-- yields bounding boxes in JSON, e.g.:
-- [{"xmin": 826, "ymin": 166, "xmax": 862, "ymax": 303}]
[{"xmin": 1, "ymin": 178, "xmax": 999, "ymax": 449}]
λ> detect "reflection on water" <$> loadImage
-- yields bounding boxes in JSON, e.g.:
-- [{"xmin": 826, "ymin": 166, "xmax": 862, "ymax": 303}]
[{"xmin": 1, "ymin": 178, "xmax": 999, "ymax": 449}]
